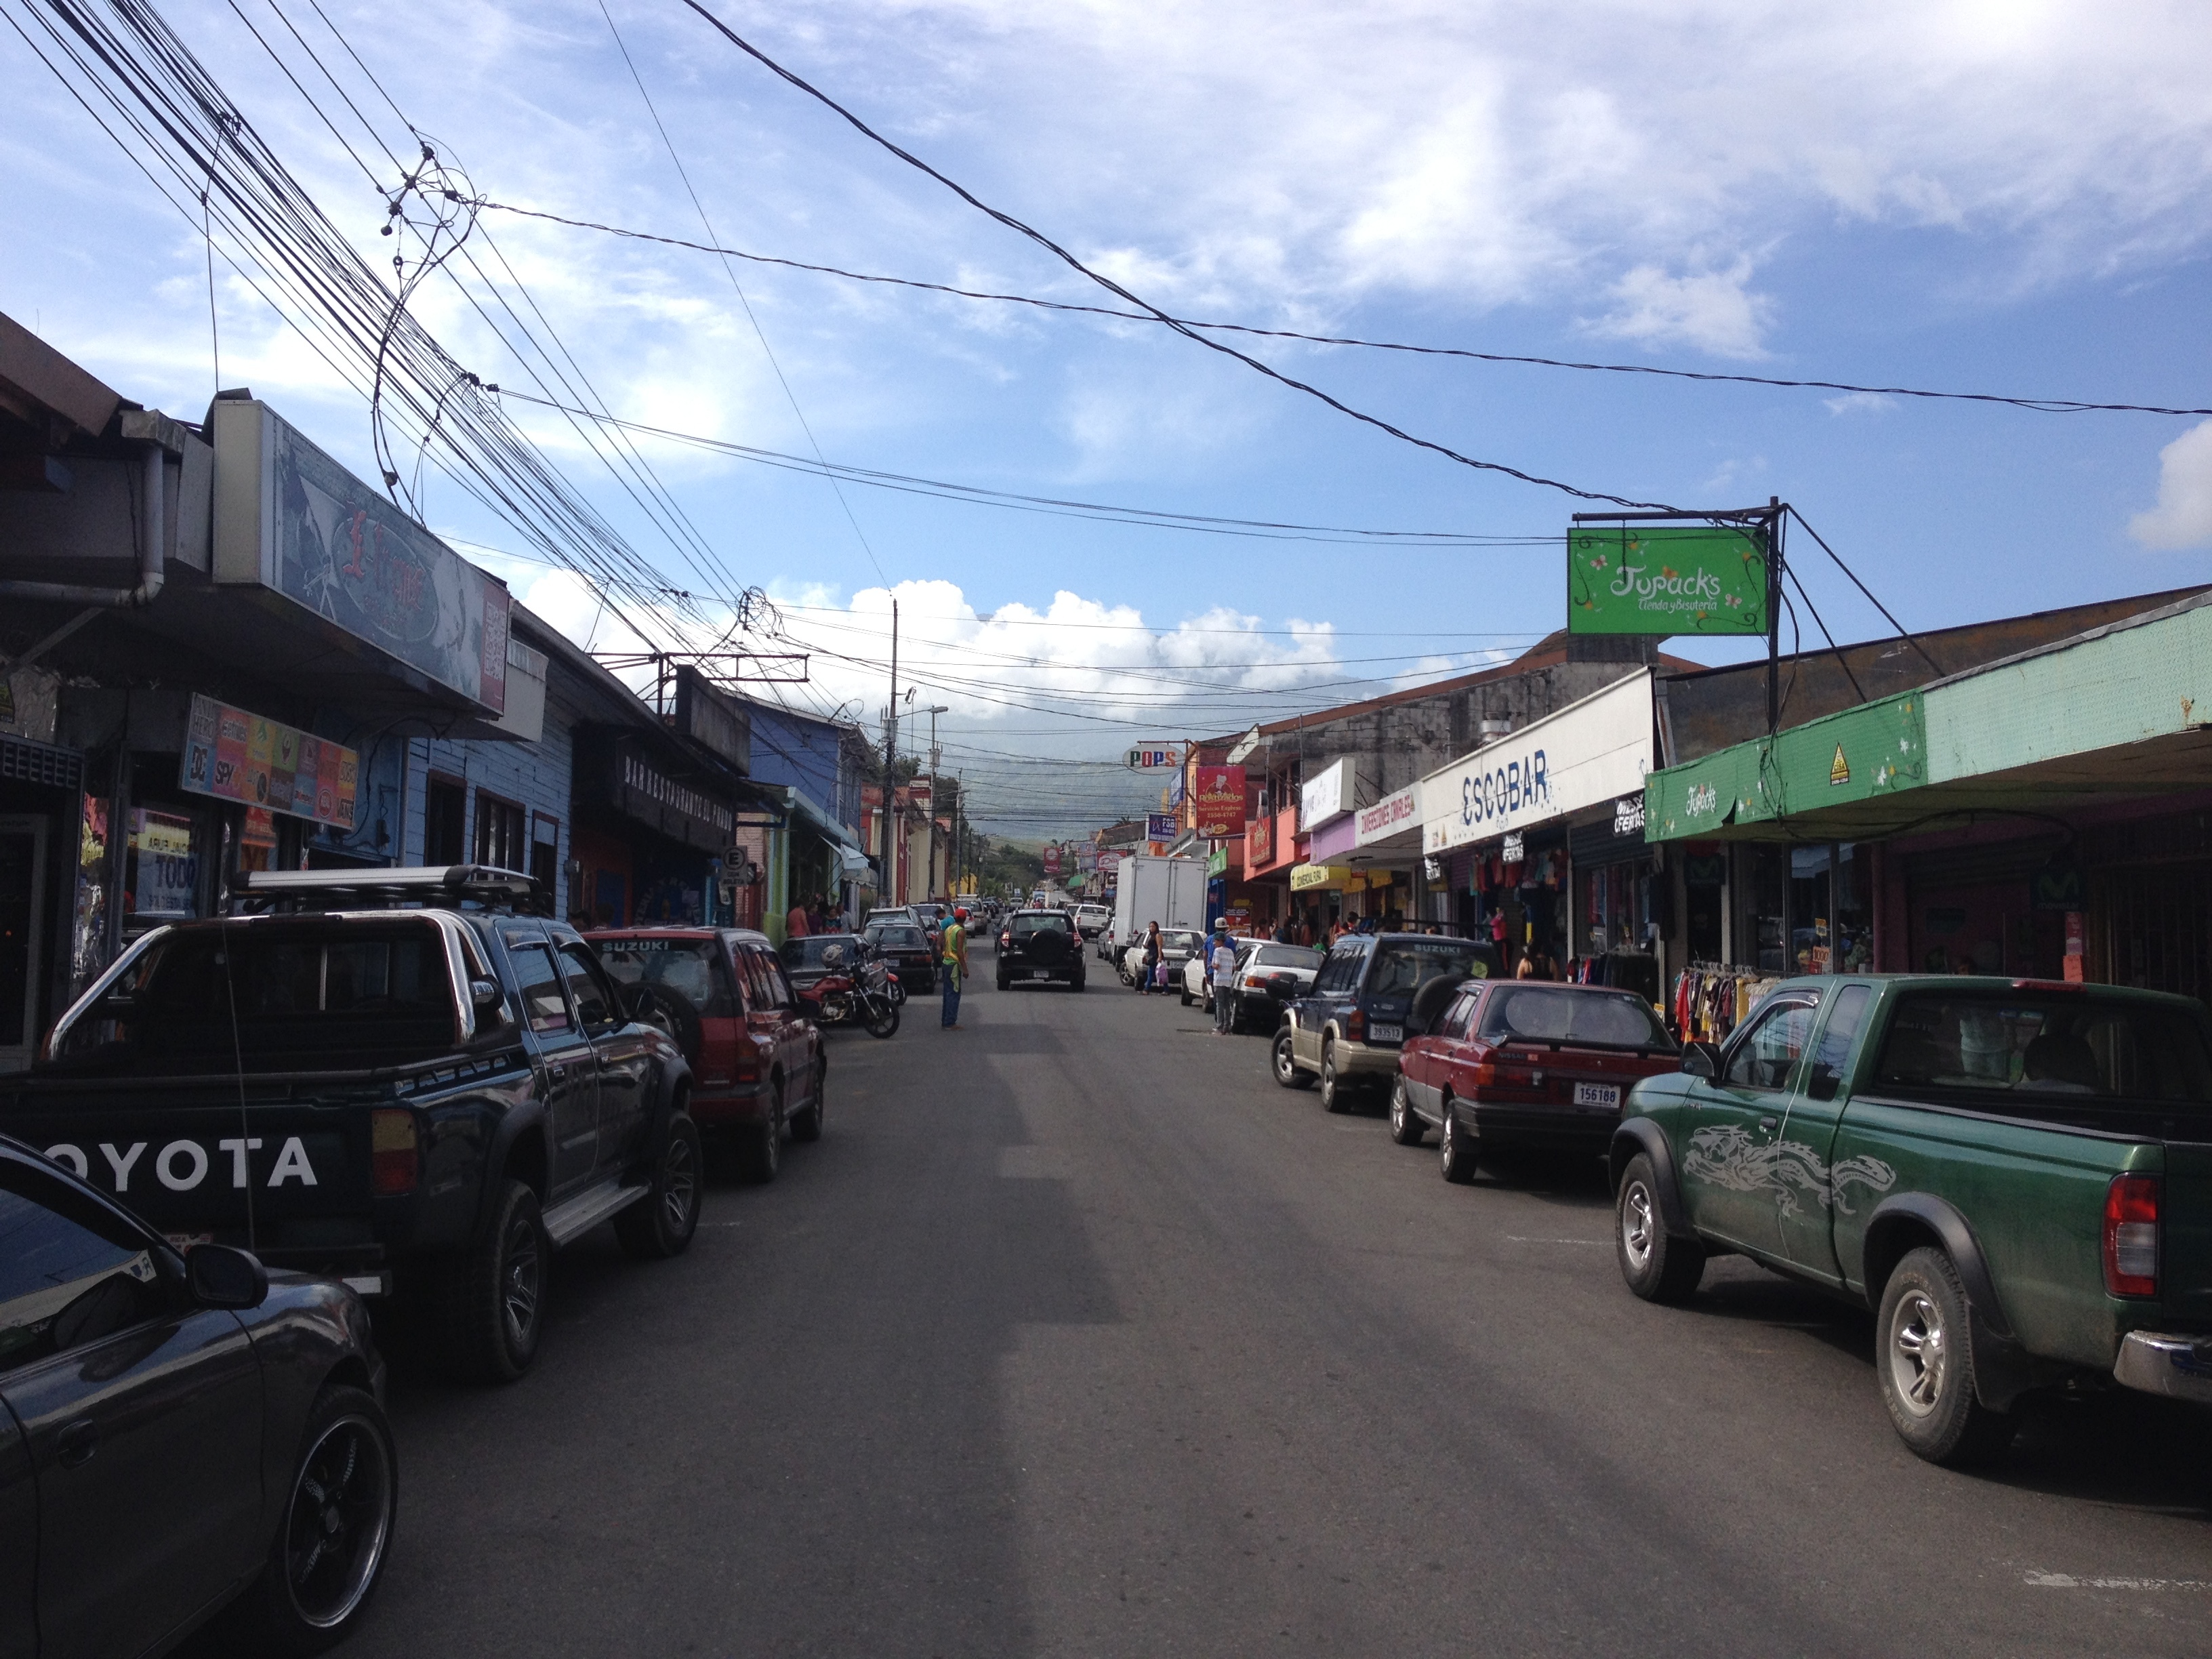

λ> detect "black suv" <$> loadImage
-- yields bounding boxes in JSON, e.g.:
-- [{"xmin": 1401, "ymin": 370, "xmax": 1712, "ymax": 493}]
[
  {"xmin": 1, "ymin": 865, "xmax": 701, "ymax": 1383},
  {"xmin": 997, "ymin": 909, "xmax": 1086, "ymax": 991},
  {"xmin": 1275, "ymin": 932, "xmax": 1501, "ymax": 1111}
]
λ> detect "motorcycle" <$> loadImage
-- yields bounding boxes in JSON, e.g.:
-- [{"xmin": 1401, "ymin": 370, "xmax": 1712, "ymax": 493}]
[{"xmin": 800, "ymin": 943, "xmax": 900, "ymax": 1038}]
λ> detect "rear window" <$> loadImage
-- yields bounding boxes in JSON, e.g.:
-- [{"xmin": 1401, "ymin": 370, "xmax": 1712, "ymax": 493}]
[
  {"xmin": 1367, "ymin": 940, "xmax": 1496, "ymax": 998},
  {"xmin": 868, "ymin": 926, "xmax": 928, "ymax": 949},
  {"xmin": 52, "ymin": 924, "xmax": 455, "ymax": 1067},
  {"xmin": 1011, "ymin": 915, "xmax": 1071, "ymax": 936},
  {"xmin": 1254, "ymin": 946, "xmax": 1322, "ymax": 970},
  {"xmin": 781, "ymin": 935, "xmax": 861, "ymax": 970},
  {"xmin": 1478, "ymin": 985, "xmax": 1674, "ymax": 1051},
  {"xmin": 596, "ymin": 937, "xmax": 739, "ymax": 1018},
  {"xmin": 1161, "ymin": 931, "xmax": 1202, "ymax": 951},
  {"xmin": 1873, "ymin": 992, "xmax": 2212, "ymax": 1103}
]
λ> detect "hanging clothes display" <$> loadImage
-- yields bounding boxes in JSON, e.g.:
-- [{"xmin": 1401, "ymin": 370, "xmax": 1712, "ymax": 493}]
[{"xmin": 1668, "ymin": 964, "xmax": 1784, "ymax": 1043}]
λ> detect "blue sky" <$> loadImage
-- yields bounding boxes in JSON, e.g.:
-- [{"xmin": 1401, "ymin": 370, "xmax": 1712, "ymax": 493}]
[{"xmin": 6, "ymin": 0, "xmax": 2211, "ymax": 832}]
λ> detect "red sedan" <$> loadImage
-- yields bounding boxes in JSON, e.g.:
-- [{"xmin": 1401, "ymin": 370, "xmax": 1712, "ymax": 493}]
[
  {"xmin": 588, "ymin": 927, "xmax": 825, "ymax": 1185},
  {"xmin": 1392, "ymin": 979, "xmax": 1679, "ymax": 1183}
]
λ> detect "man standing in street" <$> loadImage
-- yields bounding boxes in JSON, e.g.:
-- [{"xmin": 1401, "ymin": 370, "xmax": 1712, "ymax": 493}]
[
  {"xmin": 1208, "ymin": 923, "xmax": 1238, "ymax": 1036},
  {"xmin": 941, "ymin": 907, "xmax": 969, "ymax": 1029}
]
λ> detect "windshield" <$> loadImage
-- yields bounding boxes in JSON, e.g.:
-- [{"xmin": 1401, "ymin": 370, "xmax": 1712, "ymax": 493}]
[
  {"xmin": 1161, "ymin": 931, "xmax": 1202, "ymax": 952},
  {"xmin": 1011, "ymin": 914, "xmax": 1071, "ymax": 936},
  {"xmin": 1254, "ymin": 945, "xmax": 1322, "ymax": 970},
  {"xmin": 868, "ymin": 926, "xmax": 928, "ymax": 949},
  {"xmin": 1874, "ymin": 992, "xmax": 2212, "ymax": 1102},
  {"xmin": 51, "ymin": 922, "xmax": 456, "ymax": 1068},
  {"xmin": 1478, "ymin": 985, "xmax": 1675, "ymax": 1050},
  {"xmin": 595, "ymin": 937, "xmax": 739, "ymax": 1017},
  {"xmin": 1368, "ymin": 940, "xmax": 1496, "ymax": 998}
]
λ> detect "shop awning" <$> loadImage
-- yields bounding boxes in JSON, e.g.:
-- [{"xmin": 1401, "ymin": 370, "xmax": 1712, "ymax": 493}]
[
  {"xmin": 786, "ymin": 785, "xmax": 865, "ymax": 853},
  {"xmin": 1645, "ymin": 591, "xmax": 2212, "ymax": 843}
]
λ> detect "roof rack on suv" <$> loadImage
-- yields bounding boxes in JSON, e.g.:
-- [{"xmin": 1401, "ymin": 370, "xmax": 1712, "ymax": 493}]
[{"xmin": 234, "ymin": 864, "xmax": 539, "ymax": 912}]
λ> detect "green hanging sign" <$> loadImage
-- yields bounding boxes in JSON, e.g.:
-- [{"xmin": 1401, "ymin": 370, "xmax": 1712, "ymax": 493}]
[{"xmin": 1567, "ymin": 525, "xmax": 1770, "ymax": 636}]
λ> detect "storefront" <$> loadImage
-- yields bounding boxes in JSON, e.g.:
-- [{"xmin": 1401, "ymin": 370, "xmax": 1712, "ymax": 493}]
[
  {"xmin": 1643, "ymin": 591, "xmax": 2212, "ymax": 1006},
  {"xmin": 573, "ymin": 731, "xmax": 739, "ymax": 929},
  {"xmin": 1418, "ymin": 670, "xmax": 1656, "ymax": 978}
]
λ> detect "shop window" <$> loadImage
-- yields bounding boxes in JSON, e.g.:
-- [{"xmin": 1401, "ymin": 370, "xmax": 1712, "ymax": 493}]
[
  {"xmin": 1744, "ymin": 845, "xmax": 1786, "ymax": 974},
  {"xmin": 124, "ymin": 807, "xmax": 203, "ymax": 929},
  {"xmin": 424, "ymin": 775, "xmax": 466, "ymax": 865},
  {"xmin": 474, "ymin": 792, "xmax": 525, "ymax": 872},
  {"xmin": 1834, "ymin": 844, "xmax": 1872, "ymax": 973},
  {"xmin": 529, "ymin": 814, "xmax": 559, "ymax": 917}
]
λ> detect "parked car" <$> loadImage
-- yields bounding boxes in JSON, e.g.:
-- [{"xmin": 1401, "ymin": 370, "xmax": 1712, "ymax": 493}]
[
  {"xmin": 864, "ymin": 920, "xmax": 939, "ymax": 993},
  {"xmin": 3, "ymin": 866, "xmax": 702, "ymax": 1383},
  {"xmin": 1273, "ymin": 932, "xmax": 1502, "ymax": 1111},
  {"xmin": 1073, "ymin": 903, "xmax": 1111, "ymax": 941},
  {"xmin": 1188, "ymin": 939, "xmax": 1324, "ymax": 1030},
  {"xmin": 865, "ymin": 906, "xmax": 919, "ymax": 930},
  {"xmin": 0, "ymin": 1134, "xmax": 398, "ymax": 1655},
  {"xmin": 594, "ymin": 925, "xmax": 825, "ymax": 1185},
  {"xmin": 1615, "ymin": 974, "xmax": 2212, "ymax": 1466},
  {"xmin": 1394, "ymin": 979, "xmax": 1679, "ymax": 1179},
  {"xmin": 997, "ymin": 909, "xmax": 1086, "ymax": 991},
  {"xmin": 1121, "ymin": 928, "xmax": 1204, "ymax": 989}
]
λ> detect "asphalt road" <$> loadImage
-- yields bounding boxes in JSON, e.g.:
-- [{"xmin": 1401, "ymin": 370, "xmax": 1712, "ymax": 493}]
[{"xmin": 337, "ymin": 953, "xmax": 2212, "ymax": 1658}]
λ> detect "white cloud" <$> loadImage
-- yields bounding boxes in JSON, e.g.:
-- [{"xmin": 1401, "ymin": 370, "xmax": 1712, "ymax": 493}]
[
  {"xmin": 2129, "ymin": 419, "xmax": 2212, "ymax": 550},
  {"xmin": 1824, "ymin": 391, "xmax": 1899, "ymax": 416},
  {"xmin": 1590, "ymin": 259, "xmax": 1776, "ymax": 359}
]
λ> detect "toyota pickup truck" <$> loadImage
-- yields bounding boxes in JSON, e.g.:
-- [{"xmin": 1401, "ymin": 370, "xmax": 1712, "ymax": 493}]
[
  {"xmin": 0, "ymin": 866, "xmax": 700, "ymax": 1383},
  {"xmin": 1612, "ymin": 974, "xmax": 2212, "ymax": 1465}
]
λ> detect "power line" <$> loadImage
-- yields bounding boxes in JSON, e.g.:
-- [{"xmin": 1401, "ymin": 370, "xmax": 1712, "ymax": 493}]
[
  {"xmin": 479, "ymin": 198, "xmax": 2212, "ymax": 421},
  {"xmin": 490, "ymin": 388, "xmax": 1556, "ymax": 547},
  {"xmin": 670, "ymin": 0, "xmax": 1679, "ymax": 513}
]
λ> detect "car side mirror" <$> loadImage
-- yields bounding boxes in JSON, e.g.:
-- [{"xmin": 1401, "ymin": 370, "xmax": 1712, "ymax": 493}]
[
  {"xmin": 471, "ymin": 977, "xmax": 503, "ymax": 1006},
  {"xmin": 1681, "ymin": 1042, "xmax": 1721, "ymax": 1080},
  {"xmin": 188, "ymin": 1243, "xmax": 269, "ymax": 1310}
]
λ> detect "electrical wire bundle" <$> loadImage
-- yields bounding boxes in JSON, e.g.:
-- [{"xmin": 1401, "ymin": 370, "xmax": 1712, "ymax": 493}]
[{"xmin": 3, "ymin": 0, "xmax": 758, "ymax": 655}]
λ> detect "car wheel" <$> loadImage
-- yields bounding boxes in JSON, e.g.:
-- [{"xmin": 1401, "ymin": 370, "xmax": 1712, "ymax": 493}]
[
  {"xmin": 997, "ymin": 973, "xmax": 1010, "ymax": 991},
  {"xmin": 790, "ymin": 1057, "xmax": 826, "ymax": 1143},
  {"xmin": 1614, "ymin": 1152, "xmax": 1704, "ymax": 1303},
  {"xmin": 1877, "ymin": 1247, "xmax": 2014, "ymax": 1465},
  {"xmin": 250, "ymin": 1382, "xmax": 397, "ymax": 1655},
  {"xmin": 615, "ymin": 1111, "xmax": 703, "ymax": 1259},
  {"xmin": 1273, "ymin": 1029, "xmax": 1311, "ymax": 1088},
  {"xmin": 435, "ymin": 1176, "xmax": 546, "ymax": 1382},
  {"xmin": 1320, "ymin": 1040, "xmax": 1352, "ymax": 1114},
  {"xmin": 1181, "ymin": 985, "xmax": 1193, "ymax": 1006},
  {"xmin": 1438, "ymin": 1098, "xmax": 1478, "ymax": 1183},
  {"xmin": 1389, "ymin": 1076, "xmax": 1425, "ymax": 1146},
  {"xmin": 739, "ymin": 1089, "xmax": 784, "ymax": 1185}
]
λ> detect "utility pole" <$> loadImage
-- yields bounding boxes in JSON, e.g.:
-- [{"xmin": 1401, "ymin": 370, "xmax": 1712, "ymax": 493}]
[
  {"xmin": 1765, "ymin": 495, "xmax": 1785, "ymax": 736},
  {"xmin": 880, "ymin": 598, "xmax": 898, "ymax": 905},
  {"xmin": 926, "ymin": 704, "xmax": 942, "ymax": 901}
]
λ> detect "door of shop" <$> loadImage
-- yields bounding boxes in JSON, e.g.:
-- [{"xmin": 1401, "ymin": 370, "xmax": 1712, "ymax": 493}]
[
  {"xmin": 2093, "ymin": 863, "xmax": 2212, "ymax": 1003},
  {"xmin": 0, "ymin": 817, "xmax": 46, "ymax": 1072}
]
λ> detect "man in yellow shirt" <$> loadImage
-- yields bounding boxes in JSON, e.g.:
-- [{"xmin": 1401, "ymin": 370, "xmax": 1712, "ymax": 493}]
[{"xmin": 941, "ymin": 907, "xmax": 970, "ymax": 1029}]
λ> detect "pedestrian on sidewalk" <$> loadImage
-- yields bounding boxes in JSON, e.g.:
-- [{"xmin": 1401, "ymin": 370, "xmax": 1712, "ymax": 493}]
[
  {"xmin": 786, "ymin": 899, "xmax": 809, "ymax": 939},
  {"xmin": 1208, "ymin": 924, "xmax": 1238, "ymax": 1036},
  {"xmin": 941, "ymin": 907, "xmax": 969, "ymax": 1028}
]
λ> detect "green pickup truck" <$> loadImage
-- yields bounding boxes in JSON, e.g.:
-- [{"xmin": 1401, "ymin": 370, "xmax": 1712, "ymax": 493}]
[{"xmin": 1612, "ymin": 975, "xmax": 2212, "ymax": 1465}]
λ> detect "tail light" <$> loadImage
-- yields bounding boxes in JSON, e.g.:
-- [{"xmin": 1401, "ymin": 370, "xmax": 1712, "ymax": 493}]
[
  {"xmin": 2104, "ymin": 1174, "xmax": 2160, "ymax": 1298},
  {"xmin": 1469, "ymin": 1046, "xmax": 1546, "ymax": 1095},
  {"xmin": 1346, "ymin": 1006, "xmax": 1366, "ymax": 1041},
  {"xmin": 370, "ymin": 1109, "xmax": 419, "ymax": 1195}
]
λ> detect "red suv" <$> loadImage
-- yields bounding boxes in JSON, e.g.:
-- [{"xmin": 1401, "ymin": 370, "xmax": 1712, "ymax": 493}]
[
  {"xmin": 1393, "ymin": 979, "xmax": 1678, "ymax": 1183},
  {"xmin": 590, "ymin": 927, "xmax": 824, "ymax": 1183}
]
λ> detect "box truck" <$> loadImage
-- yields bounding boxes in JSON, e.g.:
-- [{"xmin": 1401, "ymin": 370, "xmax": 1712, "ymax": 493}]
[{"xmin": 1110, "ymin": 854, "xmax": 1208, "ymax": 947}]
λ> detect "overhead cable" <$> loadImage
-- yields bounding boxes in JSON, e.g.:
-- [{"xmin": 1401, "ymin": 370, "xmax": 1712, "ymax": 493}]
[{"xmin": 480, "ymin": 198, "xmax": 2212, "ymax": 421}]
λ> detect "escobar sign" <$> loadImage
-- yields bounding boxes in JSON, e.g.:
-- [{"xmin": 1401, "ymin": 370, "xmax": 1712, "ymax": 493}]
[
  {"xmin": 1566, "ymin": 525, "xmax": 1768, "ymax": 637},
  {"xmin": 1419, "ymin": 672, "xmax": 1654, "ymax": 855}
]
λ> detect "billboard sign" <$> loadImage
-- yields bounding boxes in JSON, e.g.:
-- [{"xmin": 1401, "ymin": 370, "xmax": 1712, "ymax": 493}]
[
  {"xmin": 1146, "ymin": 813, "xmax": 1176, "ymax": 841},
  {"xmin": 1042, "ymin": 843, "xmax": 1063, "ymax": 876},
  {"xmin": 1192, "ymin": 764, "xmax": 1246, "ymax": 840},
  {"xmin": 1126, "ymin": 745, "xmax": 1181, "ymax": 769},
  {"xmin": 1567, "ymin": 525, "xmax": 1767, "ymax": 637},
  {"xmin": 1418, "ymin": 672, "xmax": 1653, "ymax": 855},
  {"xmin": 180, "ymin": 693, "xmax": 360, "ymax": 827},
  {"xmin": 213, "ymin": 399, "xmax": 510, "ymax": 712}
]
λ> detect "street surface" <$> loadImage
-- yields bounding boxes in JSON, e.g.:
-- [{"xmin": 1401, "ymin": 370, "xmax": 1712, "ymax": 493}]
[{"xmin": 335, "ymin": 956, "xmax": 2212, "ymax": 1658}]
